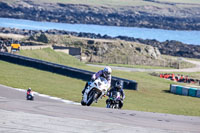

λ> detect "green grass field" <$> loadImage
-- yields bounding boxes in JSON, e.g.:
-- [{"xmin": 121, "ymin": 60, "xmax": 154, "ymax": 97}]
[
  {"xmin": 90, "ymin": 63, "xmax": 174, "ymax": 69},
  {"xmin": 21, "ymin": 0, "xmax": 155, "ymax": 6},
  {"xmin": 156, "ymin": 0, "xmax": 200, "ymax": 4},
  {"xmin": 0, "ymin": 48, "xmax": 200, "ymax": 116},
  {"xmin": 34, "ymin": 0, "xmax": 200, "ymax": 6},
  {"xmin": 3, "ymin": 0, "xmax": 200, "ymax": 8},
  {"xmin": 0, "ymin": 60, "xmax": 86, "ymax": 102}
]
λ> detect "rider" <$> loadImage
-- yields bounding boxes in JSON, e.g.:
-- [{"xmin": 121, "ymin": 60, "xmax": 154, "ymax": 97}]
[
  {"xmin": 82, "ymin": 66, "xmax": 112, "ymax": 95},
  {"xmin": 106, "ymin": 80, "xmax": 125, "ymax": 109},
  {"xmin": 27, "ymin": 87, "xmax": 32, "ymax": 94}
]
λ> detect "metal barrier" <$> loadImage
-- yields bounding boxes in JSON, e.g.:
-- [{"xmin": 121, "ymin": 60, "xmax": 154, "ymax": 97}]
[{"xmin": 0, "ymin": 52, "xmax": 138, "ymax": 90}]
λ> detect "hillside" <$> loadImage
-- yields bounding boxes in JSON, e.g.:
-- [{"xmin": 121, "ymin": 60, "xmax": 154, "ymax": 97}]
[
  {"xmin": 1, "ymin": 27, "xmax": 200, "ymax": 64},
  {"xmin": 1, "ymin": 31, "xmax": 193, "ymax": 69},
  {"xmin": 0, "ymin": 0, "xmax": 200, "ymax": 30}
]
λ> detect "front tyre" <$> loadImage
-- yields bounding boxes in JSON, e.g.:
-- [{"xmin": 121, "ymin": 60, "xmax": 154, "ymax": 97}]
[
  {"xmin": 114, "ymin": 103, "xmax": 119, "ymax": 109},
  {"xmin": 86, "ymin": 90, "xmax": 96, "ymax": 106},
  {"xmin": 106, "ymin": 103, "xmax": 110, "ymax": 108},
  {"xmin": 81, "ymin": 100, "xmax": 86, "ymax": 106}
]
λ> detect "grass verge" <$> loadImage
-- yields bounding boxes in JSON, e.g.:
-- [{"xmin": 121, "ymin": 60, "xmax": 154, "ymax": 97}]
[{"xmin": 88, "ymin": 62, "xmax": 174, "ymax": 69}]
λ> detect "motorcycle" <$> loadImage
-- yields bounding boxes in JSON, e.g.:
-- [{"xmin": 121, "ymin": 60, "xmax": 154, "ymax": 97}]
[
  {"xmin": 81, "ymin": 77, "xmax": 109, "ymax": 106},
  {"xmin": 26, "ymin": 91, "xmax": 34, "ymax": 101},
  {"xmin": 106, "ymin": 91, "xmax": 121, "ymax": 109}
]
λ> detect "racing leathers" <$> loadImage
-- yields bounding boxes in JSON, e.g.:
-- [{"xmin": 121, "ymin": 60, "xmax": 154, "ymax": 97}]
[
  {"xmin": 82, "ymin": 69, "xmax": 111, "ymax": 94},
  {"xmin": 106, "ymin": 86, "xmax": 125, "ymax": 109}
]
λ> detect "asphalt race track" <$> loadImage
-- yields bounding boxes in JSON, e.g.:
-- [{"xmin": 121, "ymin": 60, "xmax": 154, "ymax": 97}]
[{"xmin": 0, "ymin": 84, "xmax": 200, "ymax": 133}]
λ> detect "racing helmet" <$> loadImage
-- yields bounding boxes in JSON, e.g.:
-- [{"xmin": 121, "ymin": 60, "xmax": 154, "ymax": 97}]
[
  {"xmin": 28, "ymin": 87, "xmax": 31, "ymax": 91},
  {"xmin": 103, "ymin": 66, "xmax": 112, "ymax": 77},
  {"xmin": 115, "ymin": 80, "xmax": 123, "ymax": 90}
]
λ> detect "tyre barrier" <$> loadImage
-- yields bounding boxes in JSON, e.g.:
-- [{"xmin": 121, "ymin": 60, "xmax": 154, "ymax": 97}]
[
  {"xmin": 0, "ymin": 52, "xmax": 138, "ymax": 90},
  {"xmin": 170, "ymin": 84, "xmax": 200, "ymax": 98}
]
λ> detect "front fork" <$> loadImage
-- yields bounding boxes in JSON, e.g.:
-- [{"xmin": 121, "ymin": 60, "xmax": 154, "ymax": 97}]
[{"xmin": 83, "ymin": 87, "xmax": 91, "ymax": 102}]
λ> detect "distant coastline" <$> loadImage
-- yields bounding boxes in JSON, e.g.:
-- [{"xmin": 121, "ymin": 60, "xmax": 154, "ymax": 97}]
[
  {"xmin": 0, "ymin": 1, "xmax": 200, "ymax": 31},
  {"xmin": 1, "ymin": 17, "xmax": 199, "ymax": 45}
]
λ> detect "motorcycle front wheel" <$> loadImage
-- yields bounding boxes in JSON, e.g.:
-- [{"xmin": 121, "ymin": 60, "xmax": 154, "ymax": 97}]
[{"xmin": 87, "ymin": 90, "xmax": 97, "ymax": 106}]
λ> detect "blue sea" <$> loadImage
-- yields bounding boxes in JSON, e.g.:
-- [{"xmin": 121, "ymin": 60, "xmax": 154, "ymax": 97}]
[{"xmin": 0, "ymin": 17, "xmax": 200, "ymax": 45}]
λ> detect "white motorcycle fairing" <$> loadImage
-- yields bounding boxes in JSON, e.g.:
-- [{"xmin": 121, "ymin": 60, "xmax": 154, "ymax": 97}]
[{"xmin": 81, "ymin": 77, "xmax": 109, "ymax": 106}]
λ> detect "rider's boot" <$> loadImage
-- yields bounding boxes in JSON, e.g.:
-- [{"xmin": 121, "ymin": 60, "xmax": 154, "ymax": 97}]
[
  {"xmin": 106, "ymin": 99, "xmax": 110, "ymax": 108},
  {"xmin": 82, "ymin": 82, "xmax": 88, "ymax": 94},
  {"xmin": 82, "ymin": 88, "xmax": 85, "ymax": 95}
]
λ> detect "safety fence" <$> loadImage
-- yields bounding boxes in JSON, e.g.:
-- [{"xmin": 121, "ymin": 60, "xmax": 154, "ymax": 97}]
[
  {"xmin": 170, "ymin": 84, "xmax": 200, "ymax": 98},
  {"xmin": 0, "ymin": 52, "xmax": 138, "ymax": 90}
]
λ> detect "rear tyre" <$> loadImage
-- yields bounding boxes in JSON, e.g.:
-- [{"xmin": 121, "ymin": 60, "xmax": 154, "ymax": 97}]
[
  {"xmin": 27, "ymin": 95, "xmax": 33, "ymax": 100},
  {"xmin": 115, "ymin": 103, "xmax": 119, "ymax": 109}
]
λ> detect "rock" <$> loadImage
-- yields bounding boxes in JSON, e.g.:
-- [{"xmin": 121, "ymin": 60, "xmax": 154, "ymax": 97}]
[
  {"xmin": 145, "ymin": 46, "xmax": 158, "ymax": 59},
  {"xmin": 28, "ymin": 33, "xmax": 48, "ymax": 43}
]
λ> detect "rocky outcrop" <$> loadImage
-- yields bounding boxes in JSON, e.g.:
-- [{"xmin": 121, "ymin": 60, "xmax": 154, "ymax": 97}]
[
  {"xmin": 0, "ymin": 1, "xmax": 200, "ymax": 30},
  {"xmin": 47, "ymin": 35, "xmax": 162, "ymax": 65},
  {"xmin": 1, "ymin": 27, "xmax": 200, "ymax": 60},
  {"xmin": 0, "ymin": 34, "xmax": 44, "ymax": 47},
  {"xmin": 28, "ymin": 33, "xmax": 48, "ymax": 43},
  {"xmin": 114, "ymin": 36, "xmax": 200, "ymax": 59},
  {"xmin": 1, "ymin": 27, "xmax": 193, "ymax": 68}
]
